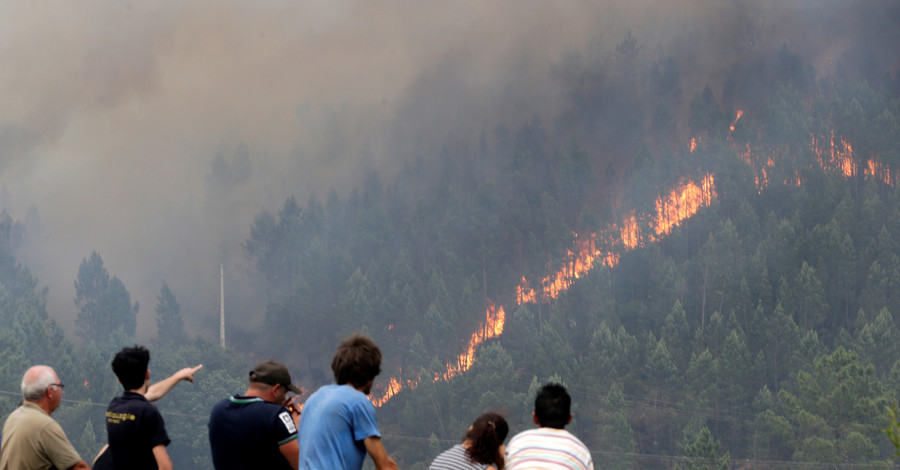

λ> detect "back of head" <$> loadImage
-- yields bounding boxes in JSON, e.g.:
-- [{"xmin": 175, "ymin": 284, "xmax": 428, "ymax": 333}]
[
  {"xmin": 21, "ymin": 366, "xmax": 56, "ymax": 401},
  {"xmin": 331, "ymin": 333, "xmax": 381, "ymax": 387},
  {"xmin": 465, "ymin": 412, "xmax": 509, "ymax": 468},
  {"xmin": 112, "ymin": 345, "xmax": 150, "ymax": 390},
  {"xmin": 534, "ymin": 383, "xmax": 571, "ymax": 429}
]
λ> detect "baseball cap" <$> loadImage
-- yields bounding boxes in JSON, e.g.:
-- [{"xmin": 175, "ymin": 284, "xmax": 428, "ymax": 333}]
[{"xmin": 249, "ymin": 360, "xmax": 302, "ymax": 394}]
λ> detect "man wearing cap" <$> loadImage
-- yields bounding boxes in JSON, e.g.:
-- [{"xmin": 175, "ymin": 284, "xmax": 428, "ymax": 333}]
[{"xmin": 208, "ymin": 360, "xmax": 301, "ymax": 470}]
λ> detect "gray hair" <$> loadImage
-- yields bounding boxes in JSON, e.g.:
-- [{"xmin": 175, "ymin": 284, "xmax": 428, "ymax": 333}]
[{"xmin": 21, "ymin": 366, "xmax": 56, "ymax": 401}]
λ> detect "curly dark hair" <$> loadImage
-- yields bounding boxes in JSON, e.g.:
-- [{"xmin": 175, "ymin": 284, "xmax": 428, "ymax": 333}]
[{"xmin": 464, "ymin": 412, "xmax": 509, "ymax": 469}]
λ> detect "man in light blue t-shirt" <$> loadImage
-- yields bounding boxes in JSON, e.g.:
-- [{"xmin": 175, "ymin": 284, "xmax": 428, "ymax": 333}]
[{"xmin": 298, "ymin": 334, "xmax": 398, "ymax": 470}]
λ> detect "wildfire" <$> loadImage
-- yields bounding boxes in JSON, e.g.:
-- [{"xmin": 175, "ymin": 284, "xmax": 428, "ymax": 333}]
[
  {"xmin": 530, "ymin": 175, "xmax": 715, "ymax": 303},
  {"xmin": 730, "ymin": 110, "xmax": 743, "ymax": 134},
  {"xmin": 653, "ymin": 174, "xmax": 716, "ymax": 236},
  {"xmin": 538, "ymin": 234, "xmax": 604, "ymax": 302},
  {"xmin": 369, "ymin": 172, "xmax": 718, "ymax": 406},
  {"xmin": 735, "ymin": 113, "xmax": 882, "ymax": 192},
  {"xmin": 437, "ymin": 303, "xmax": 506, "ymax": 381},
  {"xmin": 371, "ymin": 377, "xmax": 405, "ymax": 407},
  {"xmin": 370, "ymin": 302, "xmax": 505, "ymax": 406},
  {"xmin": 618, "ymin": 215, "xmax": 640, "ymax": 250}
]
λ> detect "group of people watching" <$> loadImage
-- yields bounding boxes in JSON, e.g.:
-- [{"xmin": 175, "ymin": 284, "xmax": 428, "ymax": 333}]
[
  {"xmin": 429, "ymin": 384, "xmax": 593, "ymax": 470},
  {"xmin": 0, "ymin": 333, "xmax": 593, "ymax": 470},
  {"xmin": 0, "ymin": 347, "xmax": 202, "ymax": 470}
]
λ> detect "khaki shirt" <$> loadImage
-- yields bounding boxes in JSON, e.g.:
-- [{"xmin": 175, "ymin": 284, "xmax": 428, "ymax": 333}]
[{"xmin": 0, "ymin": 401, "xmax": 82, "ymax": 470}]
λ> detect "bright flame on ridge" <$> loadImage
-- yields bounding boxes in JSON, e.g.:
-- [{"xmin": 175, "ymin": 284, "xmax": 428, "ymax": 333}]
[{"xmin": 371, "ymin": 174, "xmax": 717, "ymax": 406}]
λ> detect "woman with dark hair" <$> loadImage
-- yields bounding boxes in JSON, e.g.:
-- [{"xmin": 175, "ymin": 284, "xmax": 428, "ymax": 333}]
[{"xmin": 429, "ymin": 412, "xmax": 509, "ymax": 470}]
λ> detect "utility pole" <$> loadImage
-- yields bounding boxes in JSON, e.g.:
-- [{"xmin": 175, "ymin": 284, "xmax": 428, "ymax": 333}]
[{"xmin": 220, "ymin": 264, "xmax": 225, "ymax": 348}]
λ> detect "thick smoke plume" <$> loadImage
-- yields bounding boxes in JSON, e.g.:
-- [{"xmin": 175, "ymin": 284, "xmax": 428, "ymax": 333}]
[{"xmin": 0, "ymin": 0, "xmax": 896, "ymax": 337}]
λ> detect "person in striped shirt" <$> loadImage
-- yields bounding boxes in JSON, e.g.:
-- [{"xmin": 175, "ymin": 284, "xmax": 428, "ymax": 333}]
[
  {"xmin": 429, "ymin": 412, "xmax": 509, "ymax": 470},
  {"xmin": 505, "ymin": 383, "xmax": 593, "ymax": 470}
]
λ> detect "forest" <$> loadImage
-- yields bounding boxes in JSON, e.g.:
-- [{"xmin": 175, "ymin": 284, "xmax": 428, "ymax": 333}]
[{"xmin": 2, "ymin": 20, "xmax": 900, "ymax": 470}]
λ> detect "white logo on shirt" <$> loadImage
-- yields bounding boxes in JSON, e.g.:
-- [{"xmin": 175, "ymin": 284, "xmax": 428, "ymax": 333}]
[{"xmin": 279, "ymin": 411, "xmax": 297, "ymax": 433}]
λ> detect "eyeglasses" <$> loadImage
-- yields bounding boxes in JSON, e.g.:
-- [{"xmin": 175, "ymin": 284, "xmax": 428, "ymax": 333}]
[{"xmin": 50, "ymin": 383, "xmax": 65, "ymax": 391}]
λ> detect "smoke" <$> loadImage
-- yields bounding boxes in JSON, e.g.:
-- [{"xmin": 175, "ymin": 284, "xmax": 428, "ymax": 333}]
[{"xmin": 0, "ymin": 0, "xmax": 896, "ymax": 338}]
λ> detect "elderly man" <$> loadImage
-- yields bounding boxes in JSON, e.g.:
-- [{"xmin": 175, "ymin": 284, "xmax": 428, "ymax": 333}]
[{"xmin": 0, "ymin": 365, "xmax": 91, "ymax": 470}]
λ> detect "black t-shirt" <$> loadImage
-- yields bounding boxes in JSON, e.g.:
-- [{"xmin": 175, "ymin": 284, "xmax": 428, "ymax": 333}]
[
  {"xmin": 208, "ymin": 395, "xmax": 297, "ymax": 470},
  {"xmin": 106, "ymin": 391, "xmax": 170, "ymax": 470}
]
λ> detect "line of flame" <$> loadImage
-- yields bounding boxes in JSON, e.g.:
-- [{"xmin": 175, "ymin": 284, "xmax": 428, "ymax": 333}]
[
  {"xmin": 371, "ymin": 302, "xmax": 505, "ymax": 406},
  {"xmin": 370, "ymin": 174, "xmax": 717, "ymax": 405},
  {"xmin": 721, "ymin": 109, "xmax": 894, "ymax": 191},
  {"xmin": 747, "ymin": 126, "xmax": 890, "ymax": 191},
  {"xmin": 729, "ymin": 110, "xmax": 744, "ymax": 134}
]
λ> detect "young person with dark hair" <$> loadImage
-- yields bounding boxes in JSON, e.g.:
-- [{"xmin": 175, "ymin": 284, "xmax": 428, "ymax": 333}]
[
  {"xmin": 429, "ymin": 412, "xmax": 509, "ymax": 470},
  {"xmin": 298, "ymin": 333, "xmax": 398, "ymax": 470},
  {"xmin": 505, "ymin": 383, "xmax": 593, "ymax": 470},
  {"xmin": 103, "ymin": 345, "xmax": 173, "ymax": 470},
  {"xmin": 93, "ymin": 362, "xmax": 202, "ymax": 468}
]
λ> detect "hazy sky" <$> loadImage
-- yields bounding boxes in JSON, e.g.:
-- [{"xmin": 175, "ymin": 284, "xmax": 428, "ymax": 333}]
[{"xmin": 1, "ymin": 0, "xmax": 897, "ymax": 340}]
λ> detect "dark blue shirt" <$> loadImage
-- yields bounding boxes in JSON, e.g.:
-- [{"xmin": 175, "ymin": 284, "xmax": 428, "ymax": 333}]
[{"xmin": 208, "ymin": 395, "xmax": 297, "ymax": 470}]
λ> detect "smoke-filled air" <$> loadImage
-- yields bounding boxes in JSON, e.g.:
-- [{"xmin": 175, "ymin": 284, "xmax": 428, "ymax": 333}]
[{"xmin": 1, "ymin": 0, "xmax": 900, "ymax": 468}]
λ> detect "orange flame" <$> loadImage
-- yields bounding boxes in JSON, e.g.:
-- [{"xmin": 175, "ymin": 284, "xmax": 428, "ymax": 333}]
[
  {"xmin": 516, "ymin": 174, "xmax": 715, "ymax": 304},
  {"xmin": 729, "ymin": 110, "xmax": 743, "ymax": 134},
  {"xmin": 437, "ymin": 303, "xmax": 506, "ymax": 381},
  {"xmin": 371, "ymin": 377, "xmax": 404, "ymax": 407},
  {"xmin": 370, "ymin": 173, "xmax": 718, "ymax": 406},
  {"xmin": 739, "ymin": 114, "xmax": 893, "ymax": 192},
  {"xmin": 516, "ymin": 276, "xmax": 536, "ymax": 304},
  {"xmin": 372, "ymin": 114, "xmax": 894, "ymax": 408},
  {"xmin": 371, "ymin": 302, "xmax": 505, "ymax": 406},
  {"xmin": 653, "ymin": 175, "xmax": 716, "ymax": 236}
]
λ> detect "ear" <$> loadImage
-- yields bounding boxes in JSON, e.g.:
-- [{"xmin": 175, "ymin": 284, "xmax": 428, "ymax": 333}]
[
  {"xmin": 532, "ymin": 412, "xmax": 540, "ymax": 426},
  {"xmin": 566, "ymin": 413, "xmax": 573, "ymax": 425}
]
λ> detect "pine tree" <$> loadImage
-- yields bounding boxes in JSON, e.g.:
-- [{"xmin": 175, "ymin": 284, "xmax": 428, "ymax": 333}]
[
  {"xmin": 155, "ymin": 282, "xmax": 187, "ymax": 346},
  {"xmin": 676, "ymin": 427, "xmax": 730, "ymax": 470},
  {"xmin": 74, "ymin": 252, "xmax": 138, "ymax": 344}
]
